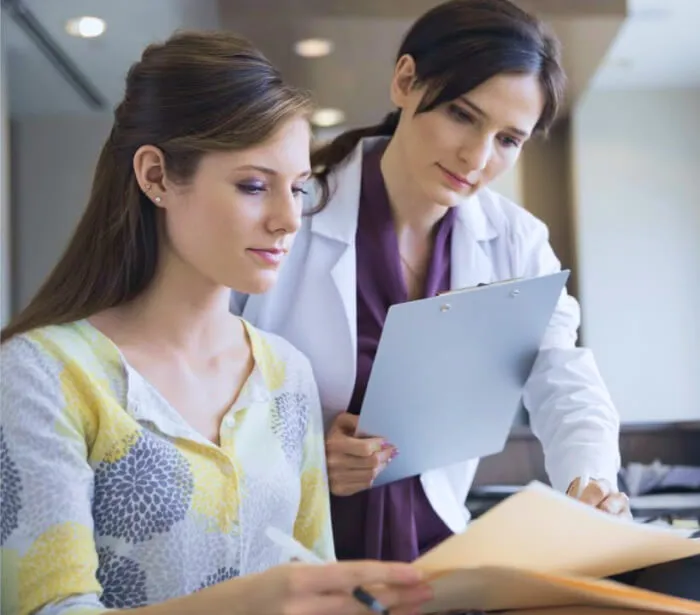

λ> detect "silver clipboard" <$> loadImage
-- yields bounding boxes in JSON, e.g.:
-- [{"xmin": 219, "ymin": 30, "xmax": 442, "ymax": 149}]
[{"xmin": 356, "ymin": 271, "xmax": 570, "ymax": 487}]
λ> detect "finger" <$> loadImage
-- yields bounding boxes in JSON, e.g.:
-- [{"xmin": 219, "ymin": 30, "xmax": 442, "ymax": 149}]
[
  {"xmin": 328, "ymin": 456, "xmax": 397, "ymax": 495},
  {"xmin": 329, "ymin": 433, "xmax": 389, "ymax": 459},
  {"xmin": 331, "ymin": 412, "xmax": 360, "ymax": 435},
  {"xmin": 327, "ymin": 451, "xmax": 381, "ymax": 472},
  {"xmin": 292, "ymin": 587, "xmax": 431, "ymax": 615},
  {"xmin": 331, "ymin": 467, "xmax": 377, "ymax": 483},
  {"xmin": 367, "ymin": 582, "xmax": 434, "ymax": 613},
  {"xmin": 599, "ymin": 493, "xmax": 631, "ymax": 517},
  {"xmin": 286, "ymin": 594, "xmax": 366, "ymax": 615},
  {"xmin": 577, "ymin": 479, "xmax": 612, "ymax": 507},
  {"xmin": 329, "ymin": 478, "xmax": 374, "ymax": 497},
  {"xmin": 302, "ymin": 561, "xmax": 425, "ymax": 594},
  {"xmin": 328, "ymin": 448, "xmax": 395, "ymax": 472}
]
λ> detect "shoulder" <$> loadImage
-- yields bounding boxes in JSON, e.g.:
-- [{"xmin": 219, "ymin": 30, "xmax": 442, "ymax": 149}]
[
  {"xmin": 1, "ymin": 322, "xmax": 125, "ymax": 427},
  {"xmin": 3, "ymin": 321, "xmax": 121, "ymax": 380}
]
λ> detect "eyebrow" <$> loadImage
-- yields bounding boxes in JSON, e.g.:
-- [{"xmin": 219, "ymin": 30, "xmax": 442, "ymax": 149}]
[
  {"xmin": 457, "ymin": 97, "xmax": 531, "ymax": 139},
  {"xmin": 234, "ymin": 164, "xmax": 312, "ymax": 180}
]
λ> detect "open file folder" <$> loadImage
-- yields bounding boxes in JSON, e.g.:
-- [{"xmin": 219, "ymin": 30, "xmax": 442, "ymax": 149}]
[{"xmin": 413, "ymin": 482, "xmax": 700, "ymax": 614}]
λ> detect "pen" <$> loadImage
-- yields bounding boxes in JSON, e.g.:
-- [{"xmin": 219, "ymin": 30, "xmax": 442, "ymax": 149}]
[{"xmin": 265, "ymin": 527, "xmax": 389, "ymax": 614}]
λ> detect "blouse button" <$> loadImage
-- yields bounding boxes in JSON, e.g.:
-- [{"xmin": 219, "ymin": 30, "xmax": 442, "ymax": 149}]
[{"xmin": 223, "ymin": 414, "xmax": 236, "ymax": 429}]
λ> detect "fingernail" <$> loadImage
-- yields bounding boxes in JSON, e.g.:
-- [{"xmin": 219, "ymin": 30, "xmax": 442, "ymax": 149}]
[
  {"xmin": 606, "ymin": 498, "xmax": 623, "ymax": 514},
  {"xmin": 390, "ymin": 449, "xmax": 399, "ymax": 460},
  {"xmin": 381, "ymin": 440, "xmax": 392, "ymax": 450}
]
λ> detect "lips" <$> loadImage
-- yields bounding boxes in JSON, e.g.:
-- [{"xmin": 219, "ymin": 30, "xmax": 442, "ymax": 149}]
[
  {"xmin": 247, "ymin": 247, "xmax": 288, "ymax": 266},
  {"xmin": 437, "ymin": 163, "xmax": 476, "ymax": 189}
]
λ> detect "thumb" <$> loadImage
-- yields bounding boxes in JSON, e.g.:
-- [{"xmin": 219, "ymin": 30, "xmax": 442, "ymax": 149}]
[{"xmin": 331, "ymin": 411, "xmax": 359, "ymax": 435}]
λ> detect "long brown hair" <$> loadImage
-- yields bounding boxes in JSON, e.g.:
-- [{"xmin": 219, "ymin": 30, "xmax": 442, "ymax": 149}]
[
  {"xmin": 310, "ymin": 0, "xmax": 565, "ymax": 211},
  {"xmin": 2, "ymin": 31, "xmax": 311, "ymax": 343}
]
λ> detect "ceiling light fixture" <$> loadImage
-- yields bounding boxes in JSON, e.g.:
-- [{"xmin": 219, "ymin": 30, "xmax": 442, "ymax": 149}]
[
  {"xmin": 294, "ymin": 38, "xmax": 334, "ymax": 58},
  {"xmin": 311, "ymin": 108, "xmax": 346, "ymax": 128},
  {"xmin": 66, "ymin": 16, "xmax": 106, "ymax": 39}
]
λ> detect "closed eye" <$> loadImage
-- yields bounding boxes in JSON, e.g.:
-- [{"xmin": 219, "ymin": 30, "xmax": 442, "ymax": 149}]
[
  {"xmin": 498, "ymin": 135, "xmax": 522, "ymax": 148},
  {"xmin": 447, "ymin": 103, "xmax": 476, "ymax": 124},
  {"xmin": 236, "ymin": 182, "xmax": 266, "ymax": 195}
]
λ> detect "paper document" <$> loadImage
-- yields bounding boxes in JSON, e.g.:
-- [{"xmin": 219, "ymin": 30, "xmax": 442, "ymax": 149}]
[{"xmin": 413, "ymin": 482, "xmax": 700, "ymax": 613}]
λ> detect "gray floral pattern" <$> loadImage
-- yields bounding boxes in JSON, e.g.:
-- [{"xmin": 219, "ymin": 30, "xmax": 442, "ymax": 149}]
[
  {"xmin": 97, "ymin": 546, "xmax": 148, "ymax": 608},
  {"xmin": 271, "ymin": 392, "xmax": 309, "ymax": 467},
  {"xmin": 93, "ymin": 431, "xmax": 194, "ymax": 543},
  {"xmin": 0, "ymin": 428, "xmax": 22, "ymax": 544}
]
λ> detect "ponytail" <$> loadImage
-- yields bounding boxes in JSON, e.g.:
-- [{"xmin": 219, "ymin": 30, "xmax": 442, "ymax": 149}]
[{"xmin": 309, "ymin": 110, "xmax": 400, "ymax": 213}]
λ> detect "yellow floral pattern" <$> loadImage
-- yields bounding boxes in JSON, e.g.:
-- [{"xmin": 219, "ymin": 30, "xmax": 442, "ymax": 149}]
[
  {"xmin": 0, "ymin": 319, "xmax": 333, "ymax": 615},
  {"xmin": 294, "ymin": 467, "xmax": 328, "ymax": 551},
  {"xmin": 18, "ymin": 522, "xmax": 100, "ymax": 615}
]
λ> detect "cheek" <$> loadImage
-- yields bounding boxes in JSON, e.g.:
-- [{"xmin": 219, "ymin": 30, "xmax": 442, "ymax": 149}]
[
  {"xmin": 164, "ymin": 187, "xmax": 253, "ymax": 256},
  {"xmin": 413, "ymin": 114, "xmax": 462, "ymax": 160}
]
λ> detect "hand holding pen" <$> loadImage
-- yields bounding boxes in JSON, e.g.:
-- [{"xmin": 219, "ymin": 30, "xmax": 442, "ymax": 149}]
[{"xmin": 266, "ymin": 527, "xmax": 434, "ymax": 614}]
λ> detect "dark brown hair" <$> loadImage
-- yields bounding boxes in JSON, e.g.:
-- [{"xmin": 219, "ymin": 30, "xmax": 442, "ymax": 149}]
[
  {"xmin": 2, "ymin": 31, "xmax": 311, "ymax": 343},
  {"xmin": 311, "ymin": 0, "xmax": 565, "ymax": 210}
]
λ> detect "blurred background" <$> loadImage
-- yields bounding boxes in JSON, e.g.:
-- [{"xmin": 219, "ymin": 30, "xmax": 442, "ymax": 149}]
[{"xmin": 0, "ymin": 0, "xmax": 698, "ymax": 517}]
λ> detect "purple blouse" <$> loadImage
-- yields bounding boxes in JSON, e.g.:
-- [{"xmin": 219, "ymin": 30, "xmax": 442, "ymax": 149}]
[{"xmin": 330, "ymin": 143, "xmax": 456, "ymax": 562}]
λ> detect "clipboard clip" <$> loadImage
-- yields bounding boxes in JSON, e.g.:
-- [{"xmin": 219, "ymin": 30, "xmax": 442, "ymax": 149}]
[{"xmin": 436, "ymin": 277, "xmax": 522, "ymax": 297}]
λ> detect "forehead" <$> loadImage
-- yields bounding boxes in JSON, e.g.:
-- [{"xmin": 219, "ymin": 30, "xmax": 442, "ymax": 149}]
[
  {"xmin": 462, "ymin": 73, "xmax": 545, "ymax": 133},
  {"xmin": 200, "ymin": 116, "xmax": 311, "ymax": 176}
]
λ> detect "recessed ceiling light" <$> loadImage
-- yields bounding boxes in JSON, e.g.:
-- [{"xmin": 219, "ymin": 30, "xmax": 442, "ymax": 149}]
[
  {"xmin": 311, "ymin": 108, "xmax": 346, "ymax": 128},
  {"xmin": 66, "ymin": 16, "xmax": 106, "ymax": 39},
  {"xmin": 294, "ymin": 38, "xmax": 334, "ymax": 58}
]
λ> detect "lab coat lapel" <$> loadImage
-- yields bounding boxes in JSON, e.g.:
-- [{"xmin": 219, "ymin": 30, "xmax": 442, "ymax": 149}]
[{"xmin": 451, "ymin": 194, "xmax": 499, "ymax": 290}]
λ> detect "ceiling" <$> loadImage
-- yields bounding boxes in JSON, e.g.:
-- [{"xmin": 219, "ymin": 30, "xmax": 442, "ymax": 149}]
[
  {"xmin": 1, "ymin": 0, "xmax": 696, "ymax": 127},
  {"xmin": 592, "ymin": 0, "xmax": 700, "ymax": 89}
]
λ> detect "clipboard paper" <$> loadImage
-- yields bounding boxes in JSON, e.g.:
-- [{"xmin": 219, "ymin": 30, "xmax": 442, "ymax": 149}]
[{"xmin": 412, "ymin": 482, "xmax": 700, "ymax": 614}]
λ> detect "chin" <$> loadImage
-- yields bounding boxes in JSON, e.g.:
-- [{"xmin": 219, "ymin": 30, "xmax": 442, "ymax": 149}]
[
  {"xmin": 230, "ymin": 272, "xmax": 278, "ymax": 296},
  {"xmin": 427, "ymin": 185, "xmax": 465, "ymax": 208}
]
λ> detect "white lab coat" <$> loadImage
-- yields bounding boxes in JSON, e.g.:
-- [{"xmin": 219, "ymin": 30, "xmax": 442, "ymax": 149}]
[{"xmin": 231, "ymin": 137, "xmax": 621, "ymax": 534}]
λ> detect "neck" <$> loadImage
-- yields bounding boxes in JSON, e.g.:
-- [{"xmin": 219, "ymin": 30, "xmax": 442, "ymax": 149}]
[
  {"xmin": 103, "ymin": 249, "xmax": 240, "ymax": 357},
  {"xmin": 380, "ymin": 137, "xmax": 447, "ymax": 237}
]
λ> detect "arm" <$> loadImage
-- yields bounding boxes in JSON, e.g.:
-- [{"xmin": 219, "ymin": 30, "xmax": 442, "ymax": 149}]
[
  {"xmin": 516, "ymin": 221, "xmax": 621, "ymax": 493},
  {"xmin": 292, "ymin": 356, "xmax": 336, "ymax": 562},
  {"xmin": 1, "ymin": 336, "xmax": 106, "ymax": 615},
  {"xmin": 1, "ymin": 336, "xmax": 430, "ymax": 615}
]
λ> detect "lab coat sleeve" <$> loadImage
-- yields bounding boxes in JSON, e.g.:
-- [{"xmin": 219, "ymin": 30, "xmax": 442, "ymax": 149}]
[{"xmin": 517, "ymin": 219, "xmax": 621, "ymax": 493}]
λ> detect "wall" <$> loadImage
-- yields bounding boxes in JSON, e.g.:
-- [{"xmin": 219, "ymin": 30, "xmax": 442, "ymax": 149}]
[
  {"xmin": 1, "ymin": 26, "xmax": 10, "ymax": 326},
  {"xmin": 12, "ymin": 113, "xmax": 112, "ymax": 310},
  {"xmin": 572, "ymin": 88, "xmax": 700, "ymax": 424},
  {"xmin": 521, "ymin": 121, "xmax": 577, "ymax": 283}
]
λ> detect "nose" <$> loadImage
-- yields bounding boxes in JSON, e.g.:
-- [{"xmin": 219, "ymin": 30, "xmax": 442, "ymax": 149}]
[
  {"xmin": 458, "ymin": 134, "xmax": 493, "ymax": 172},
  {"xmin": 268, "ymin": 191, "xmax": 302, "ymax": 236}
]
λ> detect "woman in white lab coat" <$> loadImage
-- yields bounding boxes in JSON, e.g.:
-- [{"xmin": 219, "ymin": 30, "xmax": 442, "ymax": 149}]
[{"xmin": 232, "ymin": 0, "xmax": 631, "ymax": 562}]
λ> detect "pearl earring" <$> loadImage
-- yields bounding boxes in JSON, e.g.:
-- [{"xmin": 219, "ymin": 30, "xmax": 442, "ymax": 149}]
[{"xmin": 154, "ymin": 196, "xmax": 162, "ymax": 203}]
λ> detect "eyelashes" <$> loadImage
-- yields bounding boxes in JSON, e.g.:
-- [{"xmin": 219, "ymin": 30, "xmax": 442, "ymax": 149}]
[
  {"xmin": 446, "ymin": 104, "xmax": 523, "ymax": 149},
  {"xmin": 236, "ymin": 182, "xmax": 266, "ymax": 195},
  {"xmin": 235, "ymin": 182, "xmax": 308, "ymax": 197}
]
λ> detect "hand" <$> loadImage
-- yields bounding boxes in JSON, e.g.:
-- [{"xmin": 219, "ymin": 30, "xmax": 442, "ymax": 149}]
[
  {"xmin": 326, "ymin": 412, "xmax": 397, "ymax": 496},
  {"xmin": 237, "ymin": 560, "xmax": 433, "ymax": 615},
  {"xmin": 566, "ymin": 476, "xmax": 632, "ymax": 518}
]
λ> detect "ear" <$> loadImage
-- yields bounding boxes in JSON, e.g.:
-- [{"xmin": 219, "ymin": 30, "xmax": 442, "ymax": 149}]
[
  {"xmin": 133, "ymin": 145, "xmax": 168, "ymax": 208},
  {"xmin": 389, "ymin": 54, "xmax": 418, "ymax": 109}
]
